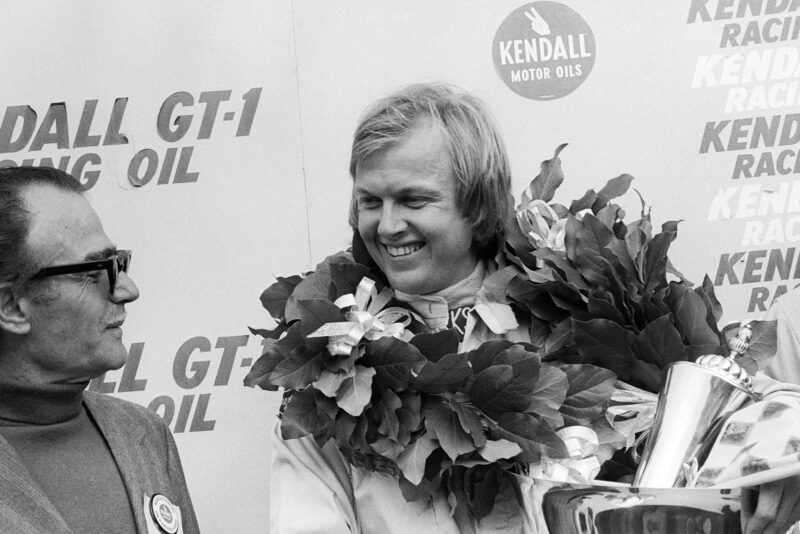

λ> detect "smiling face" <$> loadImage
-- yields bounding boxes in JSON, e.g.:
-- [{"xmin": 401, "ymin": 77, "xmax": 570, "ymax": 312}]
[
  {"xmin": 354, "ymin": 123, "xmax": 479, "ymax": 295},
  {"xmin": 12, "ymin": 185, "xmax": 139, "ymax": 384}
]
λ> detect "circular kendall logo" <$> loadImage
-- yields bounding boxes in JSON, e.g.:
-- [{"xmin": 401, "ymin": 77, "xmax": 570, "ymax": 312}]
[{"xmin": 492, "ymin": 2, "xmax": 596, "ymax": 100}]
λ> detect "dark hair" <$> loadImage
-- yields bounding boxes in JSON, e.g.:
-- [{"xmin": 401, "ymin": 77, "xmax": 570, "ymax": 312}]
[
  {"xmin": 349, "ymin": 83, "xmax": 512, "ymax": 259},
  {"xmin": 0, "ymin": 166, "xmax": 84, "ymax": 286}
]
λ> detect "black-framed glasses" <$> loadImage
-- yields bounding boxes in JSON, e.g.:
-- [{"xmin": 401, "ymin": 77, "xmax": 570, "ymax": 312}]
[{"xmin": 30, "ymin": 250, "xmax": 132, "ymax": 294}]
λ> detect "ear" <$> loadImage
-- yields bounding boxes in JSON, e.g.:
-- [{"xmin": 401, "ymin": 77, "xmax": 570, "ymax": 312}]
[{"xmin": 0, "ymin": 284, "xmax": 31, "ymax": 335}]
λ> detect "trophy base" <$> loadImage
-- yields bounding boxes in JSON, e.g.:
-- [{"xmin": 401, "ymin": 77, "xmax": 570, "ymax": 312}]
[{"xmin": 531, "ymin": 479, "xmax": 742, "ymax": 534}]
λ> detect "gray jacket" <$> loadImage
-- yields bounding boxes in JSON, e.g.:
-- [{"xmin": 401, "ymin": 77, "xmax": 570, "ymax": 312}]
[{"xmin": 0, "ymin": 391, "xmax": 199, "ymax": 534}]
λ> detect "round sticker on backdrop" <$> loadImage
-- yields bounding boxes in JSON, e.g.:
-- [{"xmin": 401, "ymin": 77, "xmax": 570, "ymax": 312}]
[{"xmin": 492, "ymin": 2, "xmax": 596, "ymax": 100}]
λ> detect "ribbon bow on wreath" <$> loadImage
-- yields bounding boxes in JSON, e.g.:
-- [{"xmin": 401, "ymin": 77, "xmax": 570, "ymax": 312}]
[
  {"xmin": 530, "ymin": 426, "xmax": 602, "ymax": 484},
  {"xmin": 308, "ymin": 277, "xmax": 418, "ymax": 356}
]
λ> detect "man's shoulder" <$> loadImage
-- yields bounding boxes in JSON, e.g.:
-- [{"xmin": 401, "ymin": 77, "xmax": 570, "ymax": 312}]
[
  {"xmin": 83, "ymin": 390, "xmax": 165, "ymax": 427},
  {"xmin": 773, "ymin": 286, "xmax": 800, "ymax": 315}
]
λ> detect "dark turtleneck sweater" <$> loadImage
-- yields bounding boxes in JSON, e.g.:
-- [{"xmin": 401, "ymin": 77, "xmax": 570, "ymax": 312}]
[{"xmin": 0, "ymin": 379, "xmax": 137, "ymax": 533}]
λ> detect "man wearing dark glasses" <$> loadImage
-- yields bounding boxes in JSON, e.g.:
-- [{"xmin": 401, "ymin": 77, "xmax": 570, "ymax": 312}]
[{"xmin": 0, "ymin": 167, "xmax": 199, "ymax": 533}]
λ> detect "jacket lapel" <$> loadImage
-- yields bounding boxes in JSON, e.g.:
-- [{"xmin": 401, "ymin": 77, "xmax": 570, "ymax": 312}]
[
  {"xmin": 84, "ymin": 393, "xmax": 149, "ymax": 533},
  {"xmin": 0, "ymin": 437, "xmax": 71, "ymax": 534}
]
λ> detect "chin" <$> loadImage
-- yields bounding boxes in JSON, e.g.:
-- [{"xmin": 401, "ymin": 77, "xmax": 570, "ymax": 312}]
[
  {"xmin": 387, "ymin": 273, "xmax": 433, "ymax": 295},
  {"xmin": 101, "ymin": 347, "xmax": 128, "ymax": 371}
]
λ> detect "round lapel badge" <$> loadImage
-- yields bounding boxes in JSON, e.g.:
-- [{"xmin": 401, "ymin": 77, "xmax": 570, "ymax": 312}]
[{"xmin": 150, "ymin": 494, "xmax": 179, "ymax": 534}]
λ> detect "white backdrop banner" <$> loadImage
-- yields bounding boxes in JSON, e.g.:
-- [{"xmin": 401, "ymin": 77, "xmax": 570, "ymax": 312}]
[
  {"xmin": 1, "ymin": 1, "xmax": 303, "ymax": 531},
  {"xmin": 2, "ymin": 1, "xmax": 799, "ymax": 532}
]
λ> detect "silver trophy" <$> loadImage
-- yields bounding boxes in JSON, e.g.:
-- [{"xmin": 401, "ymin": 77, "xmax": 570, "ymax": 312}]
[{"xmin": 633, "ymin": 325, "xmax": 759, "ymax": 488}]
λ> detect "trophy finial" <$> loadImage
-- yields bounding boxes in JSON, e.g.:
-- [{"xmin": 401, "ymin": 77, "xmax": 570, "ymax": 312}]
[
  {"xmin": 695, "ymin": 323, "xmax": 756, "ymax": 394},
  {"xmin": 727, "ymin": 323, "xmax": 752, "ymax": 359}
]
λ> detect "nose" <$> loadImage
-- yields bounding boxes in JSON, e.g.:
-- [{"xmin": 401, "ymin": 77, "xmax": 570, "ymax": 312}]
[
  {"xmin": 111, "ymin": 271, "xmax": 140, "ymax": 303},
  {"xmin": 377, "ymin": 203, "xmax": 407, "ymax": 238}
]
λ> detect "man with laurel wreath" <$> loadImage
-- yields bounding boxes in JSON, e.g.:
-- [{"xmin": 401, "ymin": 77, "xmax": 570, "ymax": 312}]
[{"xmin": 266, "ymin": 84, "xmax": 800, "ymax": 534}]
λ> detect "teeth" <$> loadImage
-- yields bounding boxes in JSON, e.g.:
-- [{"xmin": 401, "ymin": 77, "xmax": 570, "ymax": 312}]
[{"xmin": 386, "ymin": 244, "xmax": 421, "ymax": 257}]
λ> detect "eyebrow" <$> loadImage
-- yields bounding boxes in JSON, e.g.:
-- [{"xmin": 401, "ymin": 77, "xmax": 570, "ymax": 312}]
[
  {"xmin": 83, "ymin": 247, "xmax": 118, "ymax": 262},
  {"xmin": 354, "ymin": 185, "xmax": 441, "ymax": 196}
]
